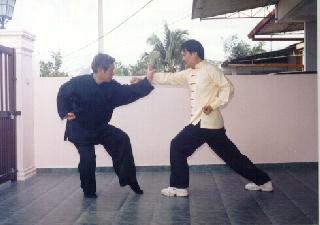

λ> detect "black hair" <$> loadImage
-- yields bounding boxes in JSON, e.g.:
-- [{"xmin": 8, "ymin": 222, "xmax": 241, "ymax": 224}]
[
  {"xmin": 91, "ymin": 53, "xmax": 115, "ymax": 73},
  {"xmin": 180, "ymin": 39, "xmax": 204, "ymax": 60}
]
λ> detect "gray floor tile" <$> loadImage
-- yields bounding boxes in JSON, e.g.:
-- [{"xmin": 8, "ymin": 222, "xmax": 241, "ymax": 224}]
[{"xmin": 0, "ymin": 167, "xmax": 317, "ymax": 225}]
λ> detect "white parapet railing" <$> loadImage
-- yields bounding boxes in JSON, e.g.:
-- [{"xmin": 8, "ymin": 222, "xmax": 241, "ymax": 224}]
[{"xmin": 34, "ymin": 74, "xmax": 318, "ymax": 168}]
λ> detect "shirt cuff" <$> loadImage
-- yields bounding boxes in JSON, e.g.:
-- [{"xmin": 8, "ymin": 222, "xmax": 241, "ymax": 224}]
[{"xmin": 209, "ymin": 98, "xmax": 222, "ymax": 111}]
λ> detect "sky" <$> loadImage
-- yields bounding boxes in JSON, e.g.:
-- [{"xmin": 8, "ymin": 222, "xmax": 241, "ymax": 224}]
[{"xmin": 6, "ymin": 0, "xmax": 299, "ymax": 75}]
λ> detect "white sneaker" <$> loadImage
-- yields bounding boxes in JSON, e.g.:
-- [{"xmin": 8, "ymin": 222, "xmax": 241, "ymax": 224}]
[
  {"xmin": 161, "ymin": 187, "xmax": 189, "ymax": 197},
  {"xmin": 245, "ymin": 181, "xmax": 273, "ymax": 192}
]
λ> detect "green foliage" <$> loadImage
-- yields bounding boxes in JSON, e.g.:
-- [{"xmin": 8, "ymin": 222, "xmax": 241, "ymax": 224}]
[
  {"xmin": 114, "ymin": 62, "xmax": 130, "ymax": 76},
  {"xmin": 251, "ymin": 41, "xmax": 266, "ymax": 55},
  {"xmin": 127, "ymin": 51, "xmax": 164, "ymax": 76},
  {"xmin": 128, "ymin": 52, "xmax": 150, "ymax": 76},
  {"xmin": 115, "ymin": 22, "xmax": 189, "ymax": 76},
  {"xmin": 223, "ymin": 35, "xmax": 266, "ymax": 60},
  {"xmin": 40, "ymin": 51, "xmax": 68, "ymax": 77},
  {"xmin": 147, "ymin": 23, "xmax": 189, "ymax": 72}
]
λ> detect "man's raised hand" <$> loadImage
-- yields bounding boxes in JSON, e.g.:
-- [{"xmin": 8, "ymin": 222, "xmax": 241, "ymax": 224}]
[{"xmin": 130, "ymin": 77, "xmax": 143, "ymax": 84}]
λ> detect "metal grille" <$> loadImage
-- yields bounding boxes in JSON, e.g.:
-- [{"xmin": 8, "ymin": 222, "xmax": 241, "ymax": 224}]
[{"xmin": 0, "ymin": 45, "xmax": 17, "ymax": 183}]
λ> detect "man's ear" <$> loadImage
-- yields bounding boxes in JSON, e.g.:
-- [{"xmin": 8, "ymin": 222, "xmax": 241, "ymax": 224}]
[
  {"xmin": 106, "ymin": 64, "xmax": 114, "ymax": 72},
  {"xmin": 193, "ymin": 52, "xmax": 201, "ymax": 60}
]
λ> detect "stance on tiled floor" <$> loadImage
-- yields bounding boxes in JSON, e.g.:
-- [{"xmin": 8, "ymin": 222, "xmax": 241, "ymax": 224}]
[{"xmin": 0, "ymin": 166, "xmax": 318, "ymax": 225}]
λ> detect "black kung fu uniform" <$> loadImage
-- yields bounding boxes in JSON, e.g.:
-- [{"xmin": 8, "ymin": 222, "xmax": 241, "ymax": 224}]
[{"xmin": 57, "ymin": 74, "xmax": 154, "ymax": 194}]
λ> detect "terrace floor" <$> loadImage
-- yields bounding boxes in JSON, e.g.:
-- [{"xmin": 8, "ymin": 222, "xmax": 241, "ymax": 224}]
[{"xmin": 0, "ymin": 165, "xmax": 318, "ymax": 225}]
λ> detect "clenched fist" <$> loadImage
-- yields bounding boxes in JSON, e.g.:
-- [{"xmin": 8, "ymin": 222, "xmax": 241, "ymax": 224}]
[
  {"xmin": 202, "ymin": 106, "xmax": 213, "ymax": 115},
  {"xmin": 130, "ymin": 77, "xmax": 143, "ymax": 84},
  {"xmin": 66, "ymin": 112, "xmax": 76, "ymax": 121}
]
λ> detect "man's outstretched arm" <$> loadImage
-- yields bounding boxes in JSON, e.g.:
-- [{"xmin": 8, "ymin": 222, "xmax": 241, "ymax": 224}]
[
  {"xmin": 146, "ymin": 65, "xmax": 189, "ymax": 86},
  {"xmin": 113, "ymin": 77, "xmax": 154, "ymax": 107}
]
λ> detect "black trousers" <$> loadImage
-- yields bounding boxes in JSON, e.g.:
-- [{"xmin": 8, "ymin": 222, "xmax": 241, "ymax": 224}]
[
  {"xmin": 170, "ymin": 123, "xmax": 271, "ymax": 188},
  {"xmin": 74, "ymin": 124, "xmax": 138, "ymax": 194}
]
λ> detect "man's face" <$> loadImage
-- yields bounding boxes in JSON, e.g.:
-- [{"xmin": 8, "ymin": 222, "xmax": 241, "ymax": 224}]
[
  {"xmin": 105, "ymin": 64, "xmax": 114, "ymax": 81},
  {"xmin": 181, "ymin": 50, "xmax": 198, "ymax": 69},
  {"xmin": 98, "ymin": 63, "xmax": 114, "ymax": 82}
]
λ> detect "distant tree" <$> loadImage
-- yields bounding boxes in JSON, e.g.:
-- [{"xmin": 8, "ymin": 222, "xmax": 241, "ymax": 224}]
[
  {"xmin": 40, "ymin": 51, "xmax": 68, "ymax": 77},
  {"xmin": 147, "ymin": 23, "xmax": 189, "ymax": 72},
  {"xmin": 113, "ymin": 22, "xmax": 189, "ymax": 76},
  {"xmin": 127, "ymin": 52, "xmax": 149, "ymax": 76},
  {"xmin": 223, "ymin": 35, "xmax": 266, "ymax": 60},
  {"xmin": 114, "ymin": 62, "xmax": 130, "ymax": 76},
  {"xmin": 251, "ymin": 41, "xmax": 266, "ymax": 55},
  {"xmin": 127, "ymin": 51, "xmax": 164, "ymax": 76}
]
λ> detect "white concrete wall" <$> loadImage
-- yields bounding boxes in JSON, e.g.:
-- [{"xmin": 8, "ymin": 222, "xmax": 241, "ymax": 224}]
[{"xmin": 34, "ymin": 75, "xmax": 318, "ymax": 168}]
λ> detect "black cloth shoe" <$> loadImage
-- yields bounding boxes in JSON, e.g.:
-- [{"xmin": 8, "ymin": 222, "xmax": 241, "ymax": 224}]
[
  {"xmin": 84, "ymin": 193, "xmax": 98, "ymax": 198},
  {"xmin": 129, "ymin": 182, "xmax": 144, "ymax": 194}
]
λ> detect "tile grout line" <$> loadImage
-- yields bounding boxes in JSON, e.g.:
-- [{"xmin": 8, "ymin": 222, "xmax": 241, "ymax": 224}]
[
  {"xmin": 34, "ymin": 187, "xmax": 84, "ymax": 225},
  {"xmin": 239, "ymin": 175, "xmax": 314, "ymax": 225},
  {"xmin": 72, "ymin": 175, "xmax": 118, "ymax": 225},
  {"xmin": 213, "ymin": 172, "xmax": 276, "ymax": 225},
  {"xmin": 284, "ymin": 168, "xmax": 318, "ymax": 194},
  {"xmin": 110, "ymin": 187, "xmax": 133, "ymax": 225},
  {"xmin": 238, "ymin": 176, "xmax": 279, "ymax": 225},
  {"xmin": 209, "ymin": 172, "xmax": 233, "ymax": 225},
  {"xmin": 0, "ymin": 174, "xmax": 73, "ymax": 224},
  {"xmin": 149, "ymin": 172, "xmax": 171, "ymax": 225},
  {"xmin": 271, "ymin": 169, "xmax": 317, "ymax": 224},
  {"xmin": 0, "ymin": 175, "xmax": 68, "ymax": 207}
]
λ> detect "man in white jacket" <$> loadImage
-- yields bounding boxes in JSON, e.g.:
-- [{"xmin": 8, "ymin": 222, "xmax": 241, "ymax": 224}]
[{"xmin": 143, "ymin": 39, "xmax": 273, "ymax": 197}]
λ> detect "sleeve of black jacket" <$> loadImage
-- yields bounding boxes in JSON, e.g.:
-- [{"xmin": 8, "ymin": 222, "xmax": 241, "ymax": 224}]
[
  {"xmin": 113, "ymin": 77, "xmax": 154, "ymax": 107},
  {"xmin": 57, "ymin": 79, "xmax": 75, "ymax": 119}
]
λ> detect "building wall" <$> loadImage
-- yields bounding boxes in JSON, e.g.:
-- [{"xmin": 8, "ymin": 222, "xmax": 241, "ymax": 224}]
[{"xmin": 34, "ymin": 75, "xmax": 318, "ymax": 168}]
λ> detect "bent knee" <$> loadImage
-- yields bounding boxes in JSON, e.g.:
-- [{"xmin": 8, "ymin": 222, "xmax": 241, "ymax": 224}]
[
  {"xmin": 170, "ymin": 138, "xmax": 180, "ymax": 150},
  {"xmin": 80, "ymin": 153, "xmax": 96, "ymax": 162},
  {"xmin": 118, "ymin": 132, "xmax": 130, "ymax": 143},
  {"xmin": 170, "ymin": 138, "xmax": 186, "ymax": 157}
]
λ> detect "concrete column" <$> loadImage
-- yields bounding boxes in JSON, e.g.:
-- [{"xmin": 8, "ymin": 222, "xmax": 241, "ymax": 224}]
[
  {"xmin": 304, "ymin": 21, "xmax": 317, "ymax": 71},
  {"xmin": 98, "ymin": 0, "xmax": 104, "ymax": 53},
  {"xmin": 0, "ymin": 30, "xmax": 36, "ymax": 180},
  {"xmin": 317, "ymin": 0, "xmax": 320, "ymax": 207}
]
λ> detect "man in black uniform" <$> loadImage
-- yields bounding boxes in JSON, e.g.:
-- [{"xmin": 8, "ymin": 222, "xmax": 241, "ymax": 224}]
[{"xmin": 57, "ymin": 53, "xmax": 154, "ymax": 198}]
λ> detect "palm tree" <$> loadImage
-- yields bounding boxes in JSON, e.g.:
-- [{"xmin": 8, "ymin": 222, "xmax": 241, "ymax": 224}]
[{"xmin": 147, "ymin": 23, "xmax": 189, "ymax": 72}]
